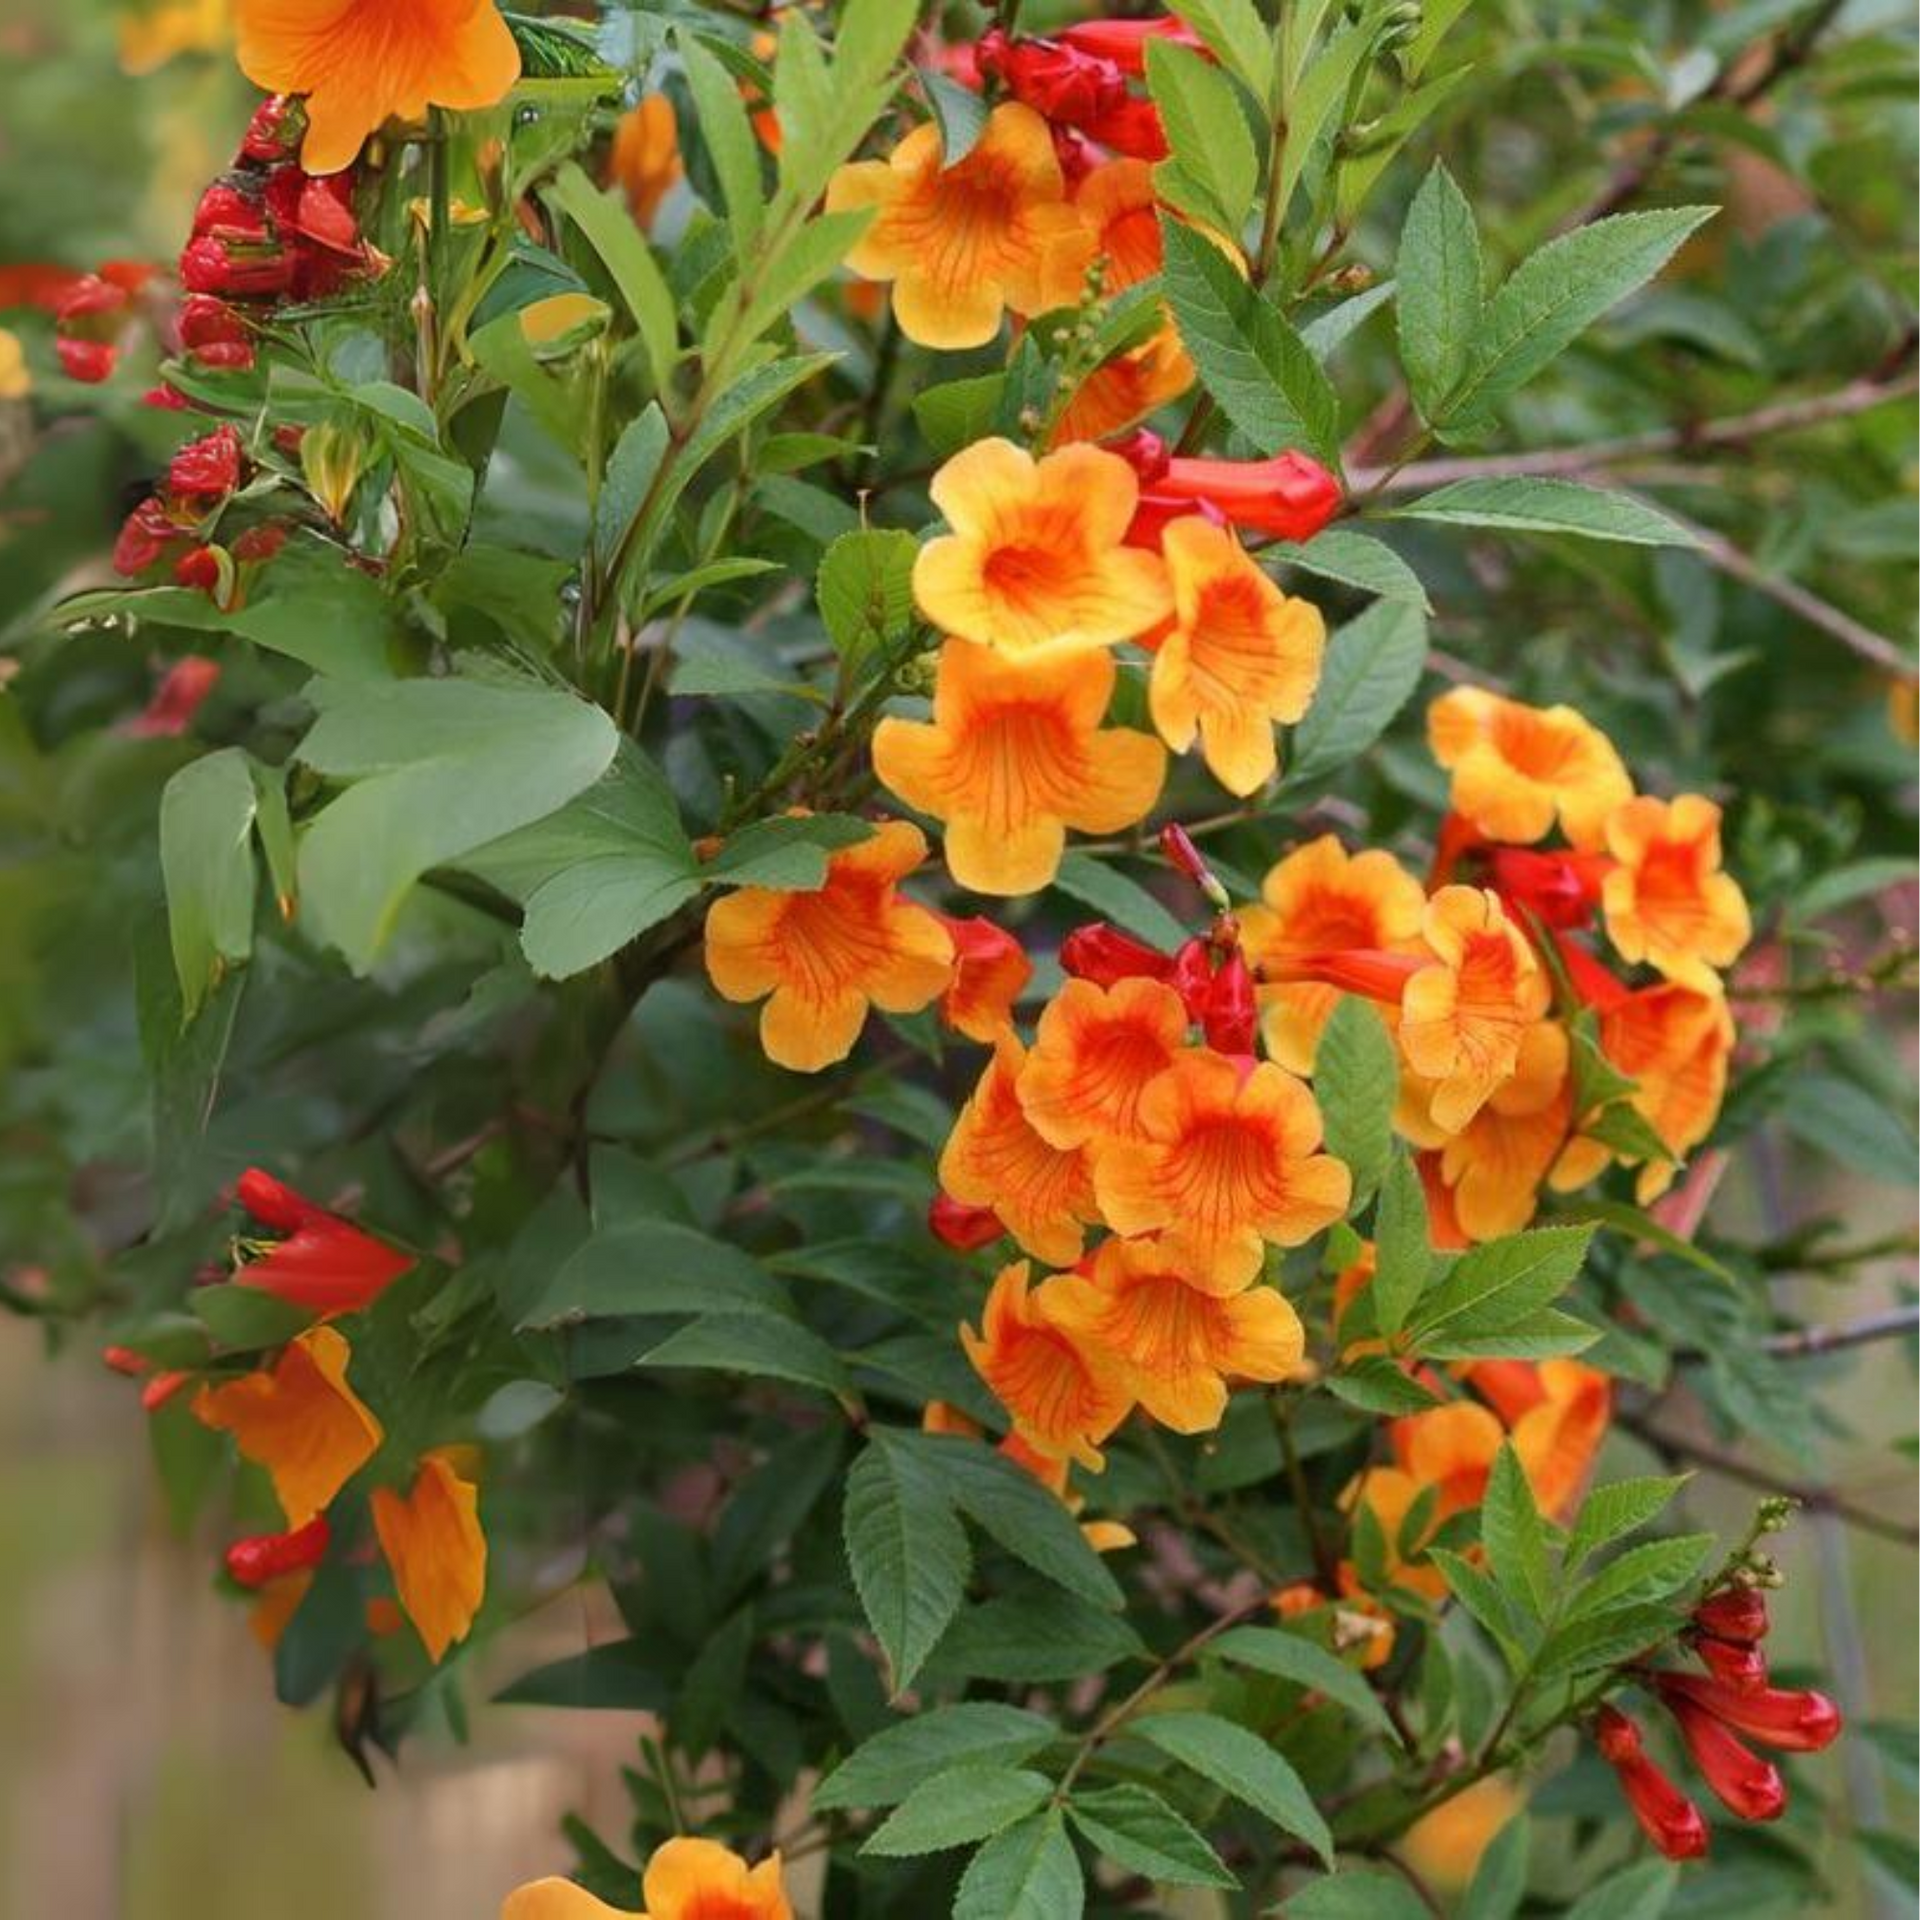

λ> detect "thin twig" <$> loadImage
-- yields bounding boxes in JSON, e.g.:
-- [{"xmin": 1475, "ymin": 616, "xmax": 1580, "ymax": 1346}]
[{"xmin": 1672, "ymin": 1306, "xmax": 1920, "ymax": 1366}]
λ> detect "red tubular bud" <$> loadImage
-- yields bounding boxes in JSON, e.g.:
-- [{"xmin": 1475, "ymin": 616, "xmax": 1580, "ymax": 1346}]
[
  {"xmin": 1691, "ymin": 1633, "xmax": 1769, "ymax": 1694},
  {"xmin": 225, "ymin": 1516, "xmax": 331, "ymax": 1590},
  {"xmin": 167, "ymin": 423, "xmax": 245, "ymax": 502},
  {"xmin": 1107, "ymin": 427, "xmax": 1171, "ymax": 486},
  {"xmin": 976, "ymin": 30, "xmax": 1130, "ymax": 128},
  {"xmin": 192, "ymin": 339, "xmax": 258, "ymax": 372},
  {"xmin": 1158, "ymin": 452, "xmax": 1343, "ymax": 542},
  {"xmin": 1169, "ymin": 936, "xmax": 1214, "ymax": 1023},
  {"xmin": 56, "ymin": 274, "xmax": 131, "ymax": 323},
  {"xmin": 191, "ymin": 181, "xmax": 268, "ymax": 244},
  {"xmin": 56, "ymin": 337, "xmax": 117, "ymax": 383},
  {"xmin": 292, "ymin": 175, "xmax": 362, "ymax": 255},
  {"xmin": 239, "ymin": 94, "xmax": 302, "ymax": 163},
  {"xmin": 129, "ymin": 658, "xmax": 223, "ymax": 739},
  {"xmin": 1056, "ymin": 16, "xmax": 1208, "ymax": 74},
  {"xmin": 929, "ymin": 1193, "xmax": 1006, "ymax": 1252},
  {"xmin": 1594, "ymin": 1705, "xmax": 1712, "ymax": 1860},
  {"xmin": 1077, "ymin": 94, "xmax": 1168, "ymax": 160},
  {"xmin": 1203, "ymin": 949, "xmax": 1257, "ymax": 1056},
  {"xmin": 143, "ymin": 384, "xmax": 192, "ymax": 411},
  {"xmin": 1059, "ymin": 922, "xmax": 1171, "ymax": 988},
  {"xmin": 1693, "ymin": 1587, "xmax": 1769, "ymax": 1646},
  {"xmin": 178, "ymin": 294, "xmax": 250, "ymax": 351},
  {"xmin": 1657, "ymin": 1673, "xmax": 1841, "ymax": 1754},
  {"xmin": 1126, "ymin": 489, "xmax": 1230, "ymax": 550},
  {"xmin": 173, "ymin": 545, "xmax": 225, "ymax": 595},
  {"xmin": 102, "ymin": 1345, "xmax": 150, "ymax": 1378},
  {"xmin": 1661, "ymin": 1688, "xmax": 1787, "ymax": 1821},
  {"xmin": 1161, "ymin": 823, "xmax": 1231, "ymax": 914},
  {"xmin": 232, "ymin": 522, "xmax": 289, "ymax": 564},
  {"xmin": 140, "ymin": 1371, "xmax": 190, "ymax": 1412},
  {"xmin": 113, "ymin": 497, "xmax": 182, "ymax": 576},
  {"xmin": 1485, "ymin": 846, "xmax": 1607, "ymax": 930},
  {"xmin": 179, "ymin": 235, "xmax": 296, "ymax": 298},
  {"xmin": 1554, "ymin": 934, "xmax": 1634, "ymax": 1013}
]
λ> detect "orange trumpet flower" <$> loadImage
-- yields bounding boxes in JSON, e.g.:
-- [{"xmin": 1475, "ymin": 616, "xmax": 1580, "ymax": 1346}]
[
  {"xmin": 1601, "ymin": 795, "xmax": 1751, "ymax": 995},
  {"xmin": 1428, "ymin": 687, "xmax": 1634, "ymax": 851}
]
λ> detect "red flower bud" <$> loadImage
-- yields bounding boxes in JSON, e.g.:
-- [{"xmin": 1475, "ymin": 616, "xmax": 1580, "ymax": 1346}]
[
  {"xmin": 1693, "ymin": 1587, "xmax": 1769, "ymax": 1646},
  {"xmin": 173, "ymin": 545, "xmax": 225, "ymax": 594},
  {"xmin": 143, "ymin": 384, "xmax": 192, "ymax": 411},
  {"xmin": 191, "ymin": 339, "xmax": 259, "ymax": 372},
  {"xmin": 1660, "ymin": 1688, "xmax": 1787, "ymax": 1821},
  {"xmin": 56, "ymin": 337, "xmax": 117, "ymax": 383},
  {"xmin": 1486, "ymin": 846, "xmax": 1608, "ymax": 930},
  {"xmin": 1156, "ymin": 451, "xmax": 1343, "ymax": 542},
  {"xmin": 232, "ymin": 521, "xmax": 290, "ymax": 564},
  {"xmin": 179, "ymin": 235, "xmax": 295, "ymax": 299},
  {"xmin": 102, "ymin": 1345, "xmax": 150, "ymax": 1378},
  {"xmin": 1203, "ymin": 948, "xmax": 1257, "ymax": 1056},
  {"xmin": 976, "ymin": 29, "xmax": 1130, "ymax": 129},
  {"xmin": 1077, "ymin": 94, "xmax": 1169, "ymax": 161},
  {"xmin": 929, "ymin": 1193, "xmax": 1006, "ymax": 1252},
  {"xmin": 233, "ymin": 1166, "xmax": 413, "ymax": 1316},
  {"xmin": 1107, "ymin": 428, "xmax": 1171, "ymax": 485},
  {"xmin": 239, "ymin": 94, "xmax": 302, "ymax": 163},
  {"xmin": 1656, "ymin": 1673, "xmax": 1841, "ymax": 1754},
  {"xmin": 1554, "ymin": 934, "xmax": 1633, "ymax": 1013},
  {"xmin": 1059, "ymin": 922, "xmax": 1171, "ymax": 988},
  {"xmin": 168, "ymin": 424, "xmax": 245, "ymax": 501},
  {"xmin": 292, "ymin": 175, "xmax": 362, "ymax": 256},
  {"xmin": 140, "ymin": 1371, "xmax": 191, "ymax": 1412},
  {"xmin": 1160, "ymin": 822, "xmax": 1209, "ymax": 884},
  {"xmin": 192, "ymin": 180, "xmax": 268, "ymax": 244},
  {"xmin": 129, "ymin": 657, "xmax": 223, "ymax": 738},
  {"xmin": 1126, "ymin": 489, "xmax": 1230, "ymax": 550},
  {"xmin": 113, "ymin": 497, "xmax": 182, "ymax": 575},
  {"xmin": 225, "ymin": 1516, "xmax": 331, "ymax": 1590},
  {"xmin": 1056, "ymin": 16, "xmax": 1208, "ymax": 75},
  {"xmin": 1691, "ymin": 1632, "xmax": 1770, "ymax": 1694},
  {"xmin": 178, "ymin": 294, "xmax": 251, "ymax": 350},
  {"xmin": 56, "ymin": 274, "xmax": 131, "ymax": 323},
  {"xmin": 1169, "ymin": 935, "xmax": 1215, "ymax": 1022},
  {"xmin": 1594, "ymin": 1705, "xmax": 1712, "ymax": 1860}
]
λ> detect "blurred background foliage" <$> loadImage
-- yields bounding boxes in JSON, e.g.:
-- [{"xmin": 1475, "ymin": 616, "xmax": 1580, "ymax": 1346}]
[{"xmin": 0, "ymin": 1, "xmax": 1915, "ymax": 1917}]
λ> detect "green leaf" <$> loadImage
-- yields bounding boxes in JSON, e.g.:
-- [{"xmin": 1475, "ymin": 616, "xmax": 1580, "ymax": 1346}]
[
  {"xmin": 1429, "ymin": 1547, "xmax": 1527, "ymax": 1669},
  {"xmin": 1314, "ymin": 998, "xmax": 1400, "ymax": 1206},
  {"xmin": 1792, "ymin": 856, "xmax": 1917, "ymax": 924},
  {"xmin": 1422, "ymin": 1307, "xmax": 1601, "ymax": 1362},
  {"xmin": 159, "ymin": 749, "xmax": 259, "ymax": 1018},
  {"xmin": 914, "ymin": 374, "xmax": 1005, "ymax": 457},
  {"xmin": 1479, "ymin": 1444, "xmax": 1550, "ymax": 1618},
  {"xmin": 1162, "ymin": 217, "xmax": 1341, "ymax": 465},
  {"xmin": 920, "ymin": 67, "xmax": 988, "ymax": 166},
  {"xmin": 595, "ymin": 404, "xmax": 670, "ymax": 572},
  {"xmin": 1170, "ymin": 0, "xmax": 1275, "ymax": 103},
  {"xmin": 1458, "ymin": 1813, "xmax": 1530, "ymax": 1920},
  {"xmin": 730, "ymin": 209, "xmax": 876, "ymax": 349},
  {"xmin": 1532, "ymin": 1602, "xmax": 1676, "ymax": 1683},
  {"xmin": 1781, "ymin": 1073, "xmax": 1918, "ymax": 1187},
  {"xmin": 1209, "ymin": 1626, "xmax": 1394, "ymax": 1732},
  {"xmin": 930, "ymin": 1592, "xmax": 1145, "ymax": 1683},
  {"xmin": 1134, "ymin": 1711, "xmax": 1333, "ymax": 1865},
  {"xmin": 680, "ymin": 32, "xmax": 764, "ymax": 259},
  {"xmin": 1067, "ymin": 1784, "xmax": 1235, "ymax": 1890},
  {"xmin": 843, "ymin": 1434, "xmax": 971, "ymax": 1694},
  {"xmin": 1369, "ymin": 1151, "xmax": 1433, "ymax": 1338},
  {"xmin": 818, "ymin": 528, "xmax": 918, "ymax": 665},
  {"xmin": 1325, "ymin": 1355, "xmax": 1444, "ymax": 1415},
  {"xmin": 1554, "ymin": 1197, "xmax": 1733, "ymax": 1282},
  {"xmin": 704, "ymin": 812, "xmax": 875, "ymax": 889},
  {"xmin": 814, "ymin": 1703, "xmax": 1058, "ymax": 1813},
  {"xmin": 1410, "ymin": 1225, "xmax": 1593, "ymax": 1343},
  {"xmin": 673, "ymin": 1605, "xmax": 753, "ymax": 1760},
  {"xmin": 1273, "ymin": 20, "xmax": 1373, "ymax": 233},
  {"xmin": 546, "ymin": 161, "xmax": 678, "ymax": 394},
  {"xmin": 1147, "ymin": 41, "xmax": 1259, "ymax": 235},
  {"xmin": 862, "ymin": 1766, "xmax": 1054, "ymax": 1857},
  {"xmin": 1284, "ymin": 599, "xmax": 1428, "ymax": 787},
  {"xmin": 1444, "ymin": 207, "xmax": 1716, "ymax": 427},
  {"xmin": 1567, "ymin": 1476, "xmax": 1691, "ymax": 1567},
  {"xmin": 1562, "ymin": 1858, "xmax": 1678, "ymax": 1920},
  {"xmin": 1265, "ymin": 528, "xmax": 1431, "ymax": 610},
  {"xmin": 892, "ymin": 1432, "xmax": 1123, "ymax": 1610},
  {"xmin": 1396, "ymin": 161, "xmax": 1483, "ymax": 419},
  {"xmin": 296, "ymin": 674, "xmax": 620, "ymax": 972},
  {"xmin": 1389, "ymin": 477, "xmax": 1701, "ymax": 548},
  {"xmin": 1301, "ymin": 281, "xmax": 1397, "ymax": 359},
  {"xmin": 519, "ymin": 1218, "xmax": 790, "ymax": 1326},
  {"xmin": 1284, "ymin": 1867, "xmax": 1432, "ymax": 1919},
  {"xmin": 638, "ymin": 1312, "xmax": 851, "ymax": 1397},
  {"xmin": 1566, "ymin": 1533, "xmax": 1713, "ymax": 1621},
  {"xmin": 954, "ymin": 1810, "xmax": 1085, "ymax": 1920},
  {"xmin": 193, "ymin": 1284, "xmax": 311, "ymax": 1353},
  {"xmin": 1052, "ymin": 853, "xmax": 1186, "ymax": 950}
]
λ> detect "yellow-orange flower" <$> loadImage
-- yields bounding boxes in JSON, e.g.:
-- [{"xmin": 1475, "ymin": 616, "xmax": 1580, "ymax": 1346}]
[
  {"xmin": 1017, "ymin": 976, "xmax": 1191, "ymax": 1149},
  {"xmin": 1047, "ymin": 1237, "xmax": 1305, "ymax": 1433},
  {"xmin": 704, "ymin": 820, "xmax": 954, "ymax": 1073},
  {"xmin": 1601, "ymin": 794, "xmax": 1750, "ymax": 994},
  {"xmin": 826, "ymin": 103, "xmax": 1091, "ymax": 349},
  {"xmin": 119, "ymin": 0, "xmax": 228, "ymax": 74},
  {"xmin": 1074, "ymin": 158, "xmax": 1165, "ymax": 290},
  {"xmin": 872, "ymin": 639, "xmax": 1166, "ymax": 895},
  {"xmin": 371, "ymin": 1448, "xmax": 486, "ymax": 1664},
  {"xmin": 940, "ymin": 1039, "xmax": 1101, "ymax": 1266},
  {"xmin": 1404, "ymin": 1020, "xmax": 1573, "ymax": 1240},
  {"xmin": 939, "ymin": 915, "xmax": 1033, "ymax": 1043},
  {"xmin": 1399, "ymin": 887, "xmax": 1552, "ymax": 1132},
  {"xmin": 913, "ymin": 438, "xmax": 1172, "ymax": 655},
  {"xmin": 1054, "ymin": 329, "xmax": 1197, "ymax": 444},
  {"xmin": 503, "ymin": 1838, "xmax": 791, "ymax": 1920},
  {"xmin": 611, "ymin": 94, "xmax": 681, "ymax": 229},
  {"xmin": 1466, "ymin": 1358, "xmax": 1612, "ymax": 1523},
  {"xmin": 1557, "ymin": 984, "xmax": 1733, "ymax": 1201},
  {"xmin": 233, "ymin": 0, "xmax": 523, "ymax": 177},
  {"xmin": 1428, "ymin": 688, "xmax": 1633, "ymax": 851},
  {"xmin": 1390, "ymin": 1399, "xmax": 1505, "ymax": 1517},
  {"xmin": 1400, "ymin": 1775, "xmax": 1524, "ymax": 1893},
  {"xmin": 1093, "ymin": 1050, "xmax": 1352, "ymax": 1293},
  {"xmin": 961, "ymin": 1261, "xmax": 1134, "ymax": 1468},
  {"xmin": 1150, "ymin": 518, "xmax": 1327, "ymax": 796},
  {"xmin": 1241, "ymin": 836, "xmax": 1427, "ymax": 1074},
  {"xmin": 194, "ymin": 1325, "xmax": 383, "ymax": 1527},
  {"xmin": 0, "ymin": 329, "xmax": 29, "ymax": 402}
]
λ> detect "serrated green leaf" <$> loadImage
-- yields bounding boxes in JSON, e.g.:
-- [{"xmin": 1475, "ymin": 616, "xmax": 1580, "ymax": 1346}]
[
  {"xmin": 1567, "ymin": 1533, "xmax": 1713, "ymax": 1620},
  {"xmin": 1410, "ymin": 1225, "xmax": 1593, "ymax": 1342},
  {"xmin": 1459, "ymin": 1813, "xmax": 1530, "ymax": 1920},
  {"xmin": 818, "ymin": 527, "xmax": 918, "ymax": 664},
  {"xmin": 1052, "ymin": 853, "xmax": 1187, "ymax": 950},
  {"xmin": 844, "ymin": 1435, "xmax": 971, "ymax": 1694},
  {"xmin": 1148, "ymin": 40, "xmax": 1259, "ymax": 235},
  {"xmin": 1389, "ymin": 477, "xmax": 1701, "ymax": 548},
  {"xmin": 862, "ymin": 1766, "xmax": 1054, "ymax": 1857},
  {"xmin": 639, "ymin": 1312, "xmax": 851, "ymax": 1397},
  {"xmin": 1068, "ymin": 1783, "xmax": 1236, "ymax": 1889},
  {"xmin": 1283, "ymin": 1868, "xmax": 1433, "ymax": 1919},
  {"xmin": 1284, "ymin": 599, "xmax": 1429, "ymax": 787},
  {"xmin": 159, "ymin": 749, "xmax": 259, "ymax": 1018},
  {"xmin": 954, "ymin": 1810, "xmax": 1085, "ymax": 1920},
  {"xmin": 1480, "ymin": 1444, "xmax": 1550, "ymax": 1618},
  {"xmin": 547, "ymin": 162, "xmax": 678, "ymax": 393},
  {"xmin": 1265, "ymin": 528, "xmax": 1431, "ymax": 610},
  {"xmin": 1563, "ymin": 1858, "xmax": 1678, "ymax": 1920},
  {"xmin": 1397, "ymin": 162, "xmax": 1483, "ymax": 418},
  {"xmin": 1314, "ymin": 997, "xmax": 1400, "ymax": 1205},
  {"xmin": 1170, "ymin": 0, "xmax": 1276, "ymax": 103},
  {"xmin": 1209, "ymin": 1626, "xmax": 1394, "ymax": 1731},
  {"xmin": 1134, "ymin": 1711, "xmax": 1333, "ymax": 1865},
  {"xmin": 1370, "ymin": 1150, "xmax": 1432, "ymax": 1337},
  {"xmin": 1567, "ymin": 1476, "xmax": 1691, "ymax": 1566},
  {"xmin": 680, "ymin": 32, "xmax": 764, "ymax": 259},
  {"xmin": 814, "ymin": 1703, "xmax": 1058, "ymax": 1813}
]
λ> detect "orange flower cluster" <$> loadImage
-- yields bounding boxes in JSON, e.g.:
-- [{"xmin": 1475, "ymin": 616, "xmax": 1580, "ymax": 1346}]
[{"xmin": 1247, "ymin": 688, "xmax": 1750, "ymax": 1240}]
